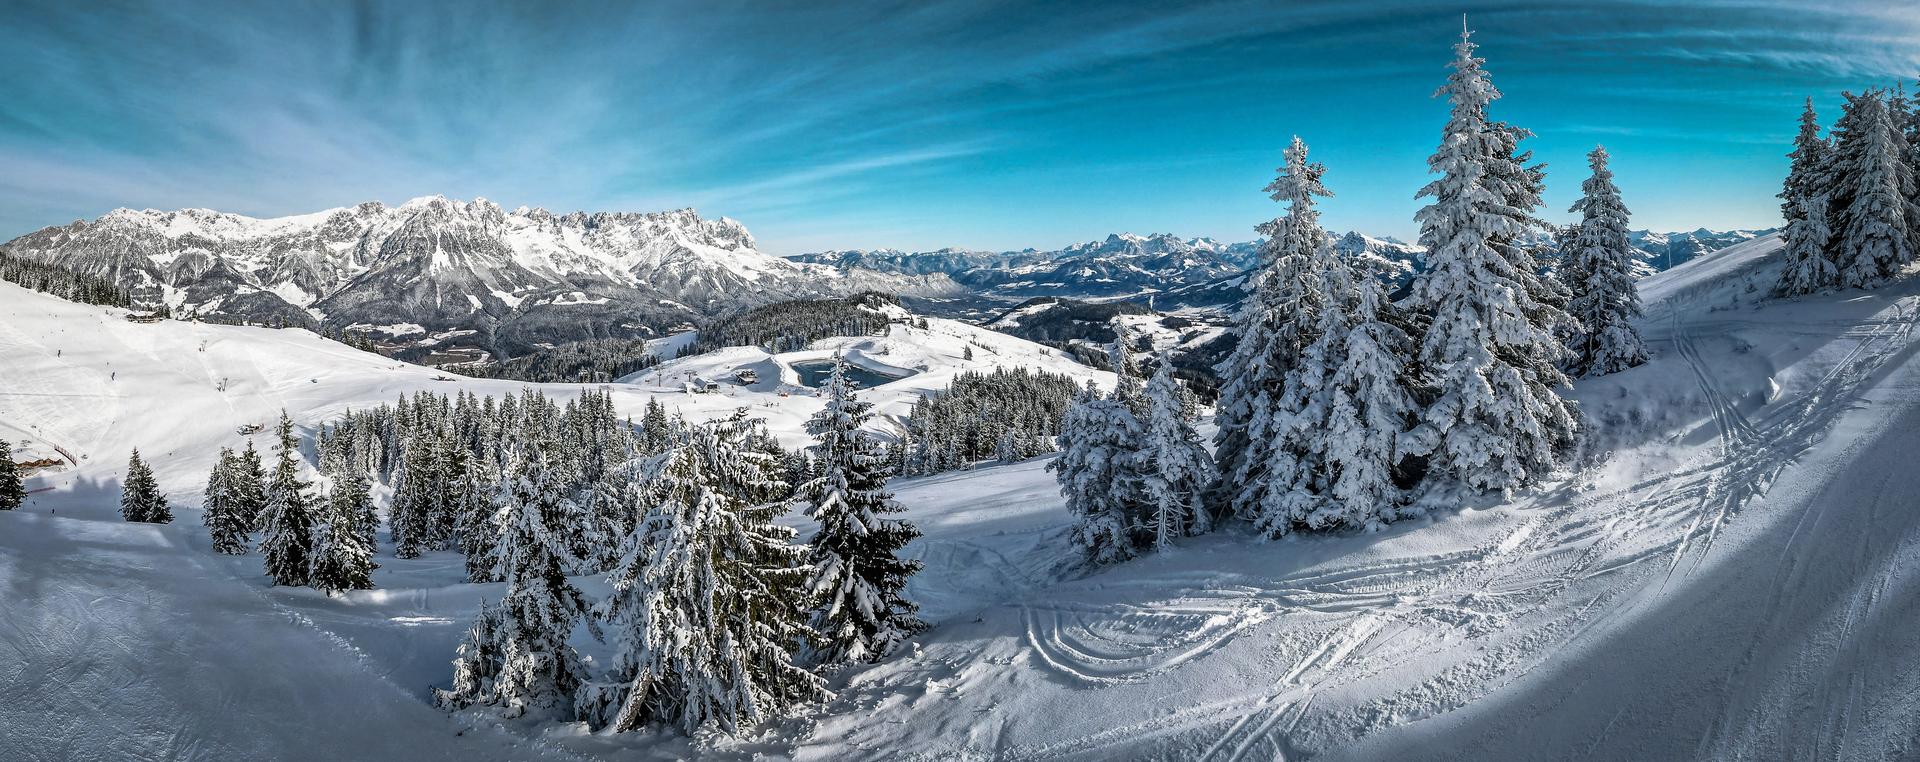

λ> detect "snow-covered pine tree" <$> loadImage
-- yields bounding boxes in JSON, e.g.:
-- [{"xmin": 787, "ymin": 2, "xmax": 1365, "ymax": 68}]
[
  {"xmin": 796, "ymin": 356, "xmax": 925, "ymax": 665},
  {"xmin": 120, "ymin": 448, "xmax": 170, "ymax": 523},
  {"xmin": 466, "ymin": 445, "xmax": 590, "ymax": 718},
  {"xmin": 236, "ymin": 439, "xmax": 268, "ymax": 530},
  {"xmin": 1888, "ymin": 85, "xmax": 1920, "ymax": 256},
  {"xmin": 310, "ymin": 468, "xmax": 376, "ymax": 594},
  {"xmin": 456, "ymin": 455, "xmax": 503, "ymax": 583},
  {"xmin": 640, "ymin": 398, "xmax": 672, "ymax": 455},
  {"xmin": 426, "ymin": 426, "xmax": 463, "ymax": 551},
  {"xmin": 1829, "ymin": 90, "xmax": 1916, "ymax": 288},
  {"xmin": 1107, "ymin": 325, "xmax": 1144, "ymax": 405},
  {"xmin": 1782, "ymin": 193, "xmax": 1837, "ymax": 297},
  {"xmin": 1139, "ymin": 359, "xmax": 1215, "ymax": 550},
  {"xmin": 1564, "ymin": 145, "xmax": 1649, "ymax": 377},
  {"xmin": 1051, "ymin": 380, "xmax": 1148, "ymax": 564},
  {"xmin": 259, "ymin": 411, "xmax": 316, "ymax": 587},
  {"xmin": 203, "ymin": 447, "xmax": 251, "ymax": 553},
  {"xmin": 1484, "ymin": 117, "xmax": 1578, "ymax": 359},
  {"xmin": 389, "ymin": 431, "xmax": 437, "ymax": 559},
  {"xmin": 1778, "ymin": 98, "xmax": 1837, "ymax": 296},
  {"xmin": 1401, "ymin": 23, "xmax": 1578, "ymax": 493},
  {"xmin": 0, "ymin": 439, "xmax": 25, "ymax": 510},
  {"xmin": 578, "ymin": 422, "xmax": 826, "ymax": 735},
  {"xmin": 1315, "ymin": 253, "xmax": 1419, "ymax": 530},
  {"xmin": 437, "ymin": 599, "xmax": 507, "ymax": 711},
  {"xmin": 1212, "ymin": 135, "xmax": 1333, "ymax": 519}
]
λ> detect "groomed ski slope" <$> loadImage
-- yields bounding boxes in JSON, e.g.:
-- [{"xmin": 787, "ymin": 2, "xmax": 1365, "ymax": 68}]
[{"xmin": 3, "ymin": 232, "xmax": 1918, "ymax": 760}]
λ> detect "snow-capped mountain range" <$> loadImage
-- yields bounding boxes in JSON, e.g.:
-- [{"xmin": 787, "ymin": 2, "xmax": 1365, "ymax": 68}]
[
  {"xmin": 2, "ymin": 197, "xmax": 1774, "ymax": 361},
  {"xmin": 793, "ymin": 232, "xmax": 1266, "ymax": 300},
  {"xmin": 0, "ymin": 196, "xmax": 959, "ymax": 357}
]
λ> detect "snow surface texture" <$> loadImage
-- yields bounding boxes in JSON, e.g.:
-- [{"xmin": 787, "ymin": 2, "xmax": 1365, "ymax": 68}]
[{"xmin": 5, "ymin": 232, "xmax": 1920, "ymax": 759}]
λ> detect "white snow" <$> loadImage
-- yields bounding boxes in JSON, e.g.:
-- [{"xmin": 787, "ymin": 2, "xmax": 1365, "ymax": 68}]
[{"xmin": 6, "ymin": 236, "xmax": 1920, "ymax": 758}]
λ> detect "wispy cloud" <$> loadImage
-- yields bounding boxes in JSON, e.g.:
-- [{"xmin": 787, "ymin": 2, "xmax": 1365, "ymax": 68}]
[{"xmin": 1, "ymin": 0, "xmax": 1915, "ymax": 250}]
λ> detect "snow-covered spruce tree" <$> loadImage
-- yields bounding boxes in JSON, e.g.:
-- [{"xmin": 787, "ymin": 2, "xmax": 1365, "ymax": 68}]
[
  {"xmin": 437, "ymin": 599, "xmax": 507, "ymax": 711},
  {"xmin": 445, "ymin": 445, "xmax": 590, "ymax": 719},
  {"xmin": 203, "ymin": 447, "xmax": 252, "ymax": 553},
  {"xmin": 1139, "ymin": 359, "xmax": 1215, "ymax": 550},
  {"xmin": 389, "ymin": 430, "xmax": 438, "ymax": 559},
  {"xmin": 1213, "ymin": 135, "xmax": 1334, "ymax": 519},
  {"xmin": 1887, "ymin": 85, "xmax": 1920, "ymax": 256},
  {"xmin": 1564, "ymin": 145, "xmax": 1649, "ymax": 377},
  {"xmin": 1484, "ymin": 117, "xmax": 1578, "ymax": 355},
  {"xmin": 796, "ymin": 356, "xmax": 925, "ymax": 665},
  {"xmin": 310, "ymin": 469, "xmax": 376, "ymax": 594},
  {"xmin": 1051, "ymin": 380, "xmax": 1148, "ymax": 565},
  {"xmin": 640, "ymin": 398, "xmax": 672, "ymax": 456},
  {"xmin": 457, "ymin": 458, "xmax": 504, "ymax": 584},
  {"xmin": 426, "ymin": 428, "xmax": 464, "ymax": 551},
  {"xmin": 120, "ymin": 448, "xmax": 171, "ymax": 523},
  {"xmin": 1782, "ymin": 193, "xmax": 1837, "ymax": 297},
  {"xmin": 236, "ymin": 439, "xmax": 268, "ymax": 530},
  {"xmin": 1107, "ymin": 324, "xmax": 1145, "ymax": 406},
  {"xmin": 259, "ymin": 411, "xmax": 316, "ymax": 587},
  {"xmin": 578, "ymin": 423, "xmax": 826, "ymax": 735},
  {"xmin": 1778, "ymin": 98, "xmax": 1837, "ymax": 296},
  {"xmin": 1401, "ymin": 24, "xmax": 1578, "ymax": 494},
  {"xmin": 0, "ymin": 439, "xmax": 26, "ymax": 510},
  {"xmin": 1829, "ymin": 90, "xmax": 1916, "ymax": 288},
  {"xmin": 1315, "ymin": 255, "xmax": 1419, "ymax": 530}
]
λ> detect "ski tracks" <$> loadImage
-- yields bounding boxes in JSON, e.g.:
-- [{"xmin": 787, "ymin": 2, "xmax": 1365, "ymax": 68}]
[{"xmin": 1011, "ymin": 295, "xmax": 1920, "ymax": 760}]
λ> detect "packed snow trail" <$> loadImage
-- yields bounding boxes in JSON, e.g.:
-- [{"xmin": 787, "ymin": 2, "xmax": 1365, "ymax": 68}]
[
  {"xmin": 1328, "ymin": 313, "xmax": 1920, "ymax": 761},
  {"xmin": 0, "ymin": 510, "xmax": 569, "ymax": 761}
]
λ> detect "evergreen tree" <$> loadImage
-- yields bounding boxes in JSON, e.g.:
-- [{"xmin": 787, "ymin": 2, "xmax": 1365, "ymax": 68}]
[
  {"xmin": 427, "ymin": 429, "xmax": 464, "ymax": 551},
  {"xmin": 442, "ymin": 446, "xmax": 590, "ymax": 718},
  {"xmin": 235, "ymin": 440, "xmax": 268, "ymax": 530},
  {"xmin": 1402, "ymin": 23, "xmax": 1578, "ymax": 493},
  {"xmin": 203, "ymin": 447, "xmax": 251, "ymax": 553},
  {"xmin": 1830, "ymin": 90, "xmax": 1916, "ymax": 288},
  {"xmin": 1564, "ymin": 145, "xmax": 1649, "ymax": 376},
  {"xmin": 389, "ymin": 434, "xmax": 437, "ymax": 559},
  {"xmin": 0, "ymin": 440, "xmax": 25, "ymax": 511},
  {"xmin": 1213, "ymin": 135, "xmax": 1333, "ymax": 519},
  {"xmin": 310, "ymin": 469, "xmax": 376, "ymax": 594},
  {"xmin": 119, "ymin": 448, "xmax": 170, "ymax": 523},
  {"xmin": 640, "ymin": 398, "xmax": 672, "ymax": 455},
  {"xmin": 1781, "ymin": 193, "xmax": 1837, "ymax": 296},
  {"xmin": 578, "ymin": 424, "xmax": 826, "ymax": 734},
  {"xmin": 795, "ymin": 356, "xmax": 925, "ymax": 665},
  {"xmin": 1779, "ymin": 98, "xmax": 1837, "ymax": 296},
  {"xmin": 457, "ymin": 458, "xmax": 504, "ymax": 583},
  {"xmin": 1138, "ymin": 360, "xmax": 1215, "ymax": 550},
  {"xmin": 259, "ymin": 411, "xmax": 315, "ymax": 587},
  {"xmin": 437, "ymin": 600, "xmax": 507, "ymax": 711},
  {"xmin": 1315, "ymin": 255, "xmax": 1419, "ymax": 530},
  {"xmin": 1051, "ymin": 381, "xmax": 1148, "ymax": 565}
]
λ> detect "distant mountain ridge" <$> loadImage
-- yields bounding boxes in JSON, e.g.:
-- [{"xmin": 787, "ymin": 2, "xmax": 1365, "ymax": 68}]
[
  {"xmin": 803, "ymin": 226, "xmax": 1773, "ymax": 308},
  {"xmin": 0, "ymin": 197, "xmax": 959, "ymax": 359}
]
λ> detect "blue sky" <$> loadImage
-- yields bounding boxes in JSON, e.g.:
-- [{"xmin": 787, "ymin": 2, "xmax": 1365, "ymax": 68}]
[{"xmin": 3, "ymin": 1, "xmax": 1918, "ymax": 254}]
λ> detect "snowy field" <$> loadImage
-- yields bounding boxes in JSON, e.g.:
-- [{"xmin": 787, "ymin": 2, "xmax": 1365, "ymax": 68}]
[{"xmin": 5, "ymin": 233, "xmax": 1920, "ymax": 759}]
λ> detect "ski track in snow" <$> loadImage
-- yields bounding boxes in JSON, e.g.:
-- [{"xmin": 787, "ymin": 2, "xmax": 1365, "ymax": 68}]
[{"xmin": 979, "ymin": 291, "xmax": 1920, "ymax": 761}]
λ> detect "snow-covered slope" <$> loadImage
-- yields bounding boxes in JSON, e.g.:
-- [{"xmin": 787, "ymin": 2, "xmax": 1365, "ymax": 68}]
[
  {"xmin": 0, "ymin": 197, "xmax": 961, "ymax": 358},
  {"xmin": 7, "ymin": 233, "xmax": 1920, "ymax": 759},
  {"xmin": 0, "ymin": 280, "xmax": 1102, "ymax": 499}
]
